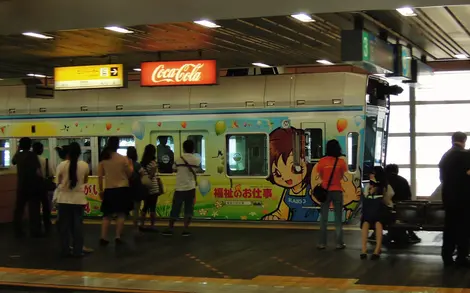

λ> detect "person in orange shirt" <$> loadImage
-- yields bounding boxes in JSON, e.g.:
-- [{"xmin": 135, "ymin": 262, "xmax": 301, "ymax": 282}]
[{"xmin": 315, "ymin": 139, "xmax": 348, "ymax": 250}]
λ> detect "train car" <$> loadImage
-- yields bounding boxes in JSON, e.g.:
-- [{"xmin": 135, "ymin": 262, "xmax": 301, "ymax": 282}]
[{"xmin": 0, "ymin": 71, "xmax": 393, "ymax": 222}]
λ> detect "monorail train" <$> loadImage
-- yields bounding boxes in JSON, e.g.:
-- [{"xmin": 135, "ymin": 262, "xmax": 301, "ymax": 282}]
[{"xmin": 0, "ymin": 72, "xmax": 394, "ymax": 222}]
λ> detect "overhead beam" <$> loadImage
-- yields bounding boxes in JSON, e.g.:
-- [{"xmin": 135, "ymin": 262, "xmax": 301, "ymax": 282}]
[{"xmin": 1, "ymin": 0, "xmax": 469, "ymax": 35}]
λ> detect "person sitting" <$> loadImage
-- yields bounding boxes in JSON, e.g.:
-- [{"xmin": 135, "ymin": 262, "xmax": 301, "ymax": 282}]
[{"xmin": 385, "ymin": 164, "xmax": 421, "ymax": 244}]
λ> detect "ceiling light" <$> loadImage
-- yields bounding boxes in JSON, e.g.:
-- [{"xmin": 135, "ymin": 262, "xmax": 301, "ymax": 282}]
[
  {"xmin": 27, "ymin": 73, "xmax": 46, "ymax": 78},
  {"xmin": 252, "ymin": 62, "xmax": 272, "ymax": 68},
  {"xmin": 22, "ymin": 32, "xmax": 53, "ymax": 39},
  {"xmin": 104, "ymin": 26, "xmax": 134, "ymax": 34},
  {"xmin": 316, "ymin": 59, "xmax": 334, "ymax": 65},
  {"xmin": 291, "ymin": 13, "xmax": 315, "ymax": 22},
  {"xmin": 133, "ymin": 68, "xmax": 142, "ymax": 72},
  {"xmin": 194, "ymin": 20, "xmax": 221, "ymax": 28},
  {"xmin": 396, "ymin": 7, "xmax": 417, "ymax": 17},
  {"xmin": 454, "ymin": 54, "xmax": 468, "ymax": 59}
]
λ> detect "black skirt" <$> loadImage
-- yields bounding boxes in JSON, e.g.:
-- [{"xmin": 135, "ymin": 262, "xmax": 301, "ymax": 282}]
[
  {"xmin": 100, "ymin": 187, "xmax": 132, "ymax": 216},
  {"xmin": 361, "ymin": 197, "xmax": 392, "ymax": 227}
]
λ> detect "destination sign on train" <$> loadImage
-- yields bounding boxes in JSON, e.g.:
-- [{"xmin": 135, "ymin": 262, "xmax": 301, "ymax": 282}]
[
  {"xmin": 140, "ymin": 60, "xmax": 218, "ymax": 86},
  {"xmin": 54, "ymin": 64, "xmax": 124, "ymax": 90}
]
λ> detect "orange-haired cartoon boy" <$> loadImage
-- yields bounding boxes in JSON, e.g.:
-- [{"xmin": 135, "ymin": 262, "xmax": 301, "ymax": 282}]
[{"xmin": 262, "ymin": 127, "xmax": 318, "ymax": 221}]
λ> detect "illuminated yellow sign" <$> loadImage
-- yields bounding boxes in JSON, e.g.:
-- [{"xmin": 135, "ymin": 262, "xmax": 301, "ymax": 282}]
[{"xmin": 54, "ymin": 64, "xmax": 124, "ymax": 90}]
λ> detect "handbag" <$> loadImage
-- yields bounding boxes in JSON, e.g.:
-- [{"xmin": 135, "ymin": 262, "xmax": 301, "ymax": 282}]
[
  {"xmin": 313, "ymin": 157, "xmax": 339, "ymax": 203},
  {"xmin": 180, "ymin": 156, "xmax": 198, "ymax": 186},
  {"xmin": 44, "ymin": 158, "xmax": 57, "ymax": 192}
]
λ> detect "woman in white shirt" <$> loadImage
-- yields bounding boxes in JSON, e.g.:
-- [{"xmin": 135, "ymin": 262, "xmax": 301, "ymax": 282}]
[{"xmin": 54, "ymin": 142, "xmax": 89, "ymax": 258}]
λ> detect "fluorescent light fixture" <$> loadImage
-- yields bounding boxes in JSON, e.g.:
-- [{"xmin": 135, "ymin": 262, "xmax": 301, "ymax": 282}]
[
  {"xmin": 133, "ymin": 68, "xmax": 142, "ymax": 72},
  {"xmin": 104, "ymin": 26, "xmax": 134, "ymax": 34},
  {"xmin": 291, "ymin": 13, "xmax": 315, "ymax": 22},
  {"xmin": 194, "ymin": 20, "xmax": 221, "ymax": 28},
  {"xmin": 252, "ymin": 62, "xmax": 272, "ymax": 68},
  {"xmin": 454, "ymin": 54, "xmax": 468, "ymax": 59},
  {"xmin": 396, "ymin": 7, "xmax": 417, "ymax": 17},
  {"xmin": 22, "ymin": 32, "xmax": 53, "ymax": 39},
  {"xmin": 27, "ymin": 73, "xmax": 46, "ymax": 78},
  {"xmin": 316, "ymin": 59, "xmax": 334, "ymax": 65}
]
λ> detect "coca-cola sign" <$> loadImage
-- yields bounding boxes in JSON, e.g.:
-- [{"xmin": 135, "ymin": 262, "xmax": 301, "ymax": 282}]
[{"xmin": 140, "ymin": 60, "xmax": 218, "ymax": 86}]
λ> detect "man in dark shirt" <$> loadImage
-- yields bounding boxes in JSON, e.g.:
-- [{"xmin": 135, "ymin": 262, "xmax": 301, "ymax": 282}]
[
  {"xmin": 157, "ymin": 136, "xmax": 175, "ymax": 174},
  {"xmin": 12, "ymin": 137, "xmax": 42, "ymax": 238},
  {"xmin": 439, "ymin": 131, "xmax": 470, "ymax": 267},
  {"xmin": 385, "ymin": 164, "xmax": 421, "ymax": 243}
]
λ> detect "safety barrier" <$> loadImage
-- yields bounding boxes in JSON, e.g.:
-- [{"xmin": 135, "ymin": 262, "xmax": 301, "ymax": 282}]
[{"xmin": 390, "ymin": 200, "xmax": 445, "ymax": 232}]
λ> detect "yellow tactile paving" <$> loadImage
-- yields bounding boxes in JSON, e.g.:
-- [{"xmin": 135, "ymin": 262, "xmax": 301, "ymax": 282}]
[{"xmin": 0, "ymin": 267, "xmax": 466, "ymax": 293}]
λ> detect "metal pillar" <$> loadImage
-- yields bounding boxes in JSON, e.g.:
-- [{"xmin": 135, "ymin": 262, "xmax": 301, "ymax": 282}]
[{"xmin": 409, "ymin": 86, "xmax": 417, "ymax": 199}]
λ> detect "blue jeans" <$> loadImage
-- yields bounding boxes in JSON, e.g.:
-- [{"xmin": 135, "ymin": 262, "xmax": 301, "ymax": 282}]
[
  {"xmin": 58, "ymin": 204, "xmax": 84, "ymax": 256},
  {"xmin": 319, "ymin": 191, "xmax": 344, "ymax": 246}
]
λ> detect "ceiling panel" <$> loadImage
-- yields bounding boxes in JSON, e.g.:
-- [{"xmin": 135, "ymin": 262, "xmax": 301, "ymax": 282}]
[{"xmin": 1, "ymin": 6, "xmax": 470, "ymax": 79}]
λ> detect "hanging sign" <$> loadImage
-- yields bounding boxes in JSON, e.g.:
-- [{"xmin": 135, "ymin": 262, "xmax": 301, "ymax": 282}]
[
  {"xmin": 54, "ymin": 64, "xmax": 124, "ymax": 90},
  {"xmin": 140, "ymin": 60, "xmax": 218, "ymax": 86}
]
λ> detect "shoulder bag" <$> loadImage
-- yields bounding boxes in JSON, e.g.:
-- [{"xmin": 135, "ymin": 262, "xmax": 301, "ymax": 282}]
[
  {"xmin": 313, "ymin": 157, "xmax": 339, "ymax": 203},
  {"xmin": 142, "ymin": 162, "xmax": 164, "ymax": 195},
  {"xmin": 180, "ymin": 156, "xmax": 198, "ymax": 186}
]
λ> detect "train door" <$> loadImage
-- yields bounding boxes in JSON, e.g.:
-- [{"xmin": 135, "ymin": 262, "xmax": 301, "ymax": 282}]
[{"xmin": 301, "ymin": 122, "xmax": 326, "ymax": 164}]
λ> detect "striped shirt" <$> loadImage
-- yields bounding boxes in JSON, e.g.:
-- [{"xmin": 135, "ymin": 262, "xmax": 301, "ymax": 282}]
[{"xmin": 143, "ymin": 160, "xmax": 161, "ymax": 195}]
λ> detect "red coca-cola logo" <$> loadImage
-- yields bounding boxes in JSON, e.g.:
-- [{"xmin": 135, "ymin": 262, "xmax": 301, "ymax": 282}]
[
  {"xmin": 151, "ymin": 63, "xmax": 204, "ymax": 83},
  {"xmin": 141, "ymin": 60, "xmax": 218, "ymax": 86}
]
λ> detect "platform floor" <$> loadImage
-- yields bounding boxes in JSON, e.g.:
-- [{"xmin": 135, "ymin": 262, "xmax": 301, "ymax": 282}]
[{"xmin": 0, "ymin": 222, "xmax": 468, "ymax": 293}]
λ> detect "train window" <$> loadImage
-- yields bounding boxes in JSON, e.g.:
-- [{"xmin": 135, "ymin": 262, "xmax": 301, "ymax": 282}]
[
  {"xmin": 0, "ymin": 139, "xmax": 11, "ymax": 168},
  {"xmin": 292, "ymin": 129, "xmax": 303, "ymax": 167},
  {"xmin": 99, "ymin": 136, "xmax": 135, "ymax": 157},
  {"xmin": 347, "ymin": 132, "xmax": 359, "ymax": 172},
  {"xmin": 157, "ymin": 136, "xmax": 175, "ymax": 174},
  {"xmin": 57, "ymin": 137, "xmax": 92, "ymax": 168},
  {"xmin": 305, "ymin": 128, "xmax": 323, "ymax": 161},
  {"xmin": 187, "ymin": 135, "xmax": 206, "ymax": 173},
  {"xmin": 30, "ymin": 139, "xmax": 50, "ymax": 160},
  {"xmin": 226, "ymin": 134, "xmax": 268, "ymax": 177}
]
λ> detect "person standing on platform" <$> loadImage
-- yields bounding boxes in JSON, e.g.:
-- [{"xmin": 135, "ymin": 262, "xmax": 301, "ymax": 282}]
[
  {"xmin": 163, "ymin": 140, "xmax": 200, "ymax": 237},
  {"xmin": 32, "ymin": 142, "xmax": 54, "ymax": 235},
  {"xmin": 98, "ymin": 137, "xmax": 133, "ymax": 246},
  {"xmin": 316, "ymin": 139, "xmax": 348, "ymax": 250},
  {"xmin": 12, "ymin": 137, "xmax": 42, "ymax": 238},
  {"xmin": 54, "ymin": 142, "xmax": 90, "ymax": 258},
  {"xmin": 439, "ymin": 131, "xmax": 470, "ymax": 267},
  {"xmin": 140, "ymin": 144, "xmax": 161, "ymax": 231}
]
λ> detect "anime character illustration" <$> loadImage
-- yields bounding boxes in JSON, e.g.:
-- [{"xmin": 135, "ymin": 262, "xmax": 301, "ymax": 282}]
[{"xmin": 262, "ymin": 127, "xmax": 318, "ymax": 221}]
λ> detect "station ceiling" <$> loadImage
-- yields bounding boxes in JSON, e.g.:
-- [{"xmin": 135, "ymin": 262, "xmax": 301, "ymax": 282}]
[{"xmin": 0, "ymin": 5, "xmax": 470, "ymax": 78}]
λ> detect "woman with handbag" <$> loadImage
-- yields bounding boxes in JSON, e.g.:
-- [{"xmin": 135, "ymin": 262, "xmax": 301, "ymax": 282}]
[
  {"xmin": 314, "ymin": 139, "xmax": 348, "ymax": 250},
  {"xmin": 140, "ymin": 144, "xmax": 163, "ymax": 231},
  {"xmin": 127, "ymin": 147, "xmax": 146, "ymax": 235}
]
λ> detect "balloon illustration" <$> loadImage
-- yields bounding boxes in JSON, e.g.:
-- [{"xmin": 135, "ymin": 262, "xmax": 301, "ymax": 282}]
[
  {"xmin": 198, "ymin": 179, "xmax": 211, "ymax": 196},
  {"xmin": 181, "ymin": 121, "xmax": 187, "ymax": 129},
  {"xmin": 131, "ymin": 121, "xmax": 145, "ymax": 140},
  {"xmin": 215, "ymin": 121, "xmax": 226, "ymax": 136},
  {"xmin": 336, "ymin": 118, "xmax": 348, "ymax": 133},
  {"xmin": 354, "ymin": 115, "xmax": 364, "ymax": 127},
  {"xmin": 157, "ymin": 122, "xmax": 162, "ymax": 127},
  {"xmin": 105, "ymin": 123, "xmax": 112, "ymax": 131}
]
